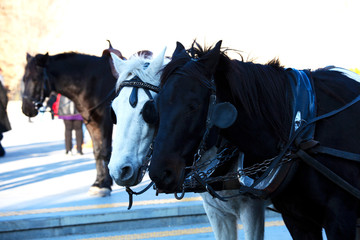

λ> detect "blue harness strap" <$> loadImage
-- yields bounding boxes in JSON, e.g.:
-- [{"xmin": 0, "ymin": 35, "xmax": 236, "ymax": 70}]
[{"xmin": 287, "ymin": 68, "xmax": 317, "ymax": 142}]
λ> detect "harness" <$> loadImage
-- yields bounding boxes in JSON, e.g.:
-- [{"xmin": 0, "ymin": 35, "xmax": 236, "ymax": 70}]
[{"xmin": 177, "ymin": 68, "xmax": 360, "ymax": 201}]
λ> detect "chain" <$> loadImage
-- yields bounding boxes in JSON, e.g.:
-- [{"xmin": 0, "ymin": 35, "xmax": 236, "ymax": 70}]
[{"xmin": 184, "ymin": 147, "xmax": 294, "ymax": 190}]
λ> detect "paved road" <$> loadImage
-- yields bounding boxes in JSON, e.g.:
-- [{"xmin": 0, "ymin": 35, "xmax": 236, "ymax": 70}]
[{"xmin": 0, "ymin": 101, "xmax": 299, "ymax": 239}]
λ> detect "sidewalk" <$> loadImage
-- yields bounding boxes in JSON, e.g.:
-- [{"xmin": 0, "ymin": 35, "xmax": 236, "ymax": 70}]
[
  {"xmin": 0, "ymin": 101, "xmax": 207, "ymax": 239},
  {"xmin": 0, "ymin": 101, "xmax": 290, "ymax": 240}
]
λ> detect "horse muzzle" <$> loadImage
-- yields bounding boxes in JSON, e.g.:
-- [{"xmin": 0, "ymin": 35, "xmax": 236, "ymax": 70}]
[
  {"xmin": 149, "ymin": 159, "xmax": 185, "ymax": 193},
  {"xmin": 21, "ymin": 99, "xmax": 39, "ymax": 117},
  {"xmin": 108, "ymin": 159, "xmax": 142, "ymax": 187}
]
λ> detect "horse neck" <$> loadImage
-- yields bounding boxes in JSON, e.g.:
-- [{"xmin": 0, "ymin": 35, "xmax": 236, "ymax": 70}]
[
  {"xmin": 215, "ymin": 60, "xmax": 291, "ymax": 160},
  {"xmin": 48, "ymin": 55, "xmax": 114, "ymax": 99}
]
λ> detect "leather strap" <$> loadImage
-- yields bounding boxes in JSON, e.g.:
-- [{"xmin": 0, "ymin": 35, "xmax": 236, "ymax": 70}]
[
  {"xmin": 296, "ymin": 149, "xmax": 360, "ymax": 199},
  {"xmin": 310, "ymin": 145, "xmax": 360, "ymax": 163}
]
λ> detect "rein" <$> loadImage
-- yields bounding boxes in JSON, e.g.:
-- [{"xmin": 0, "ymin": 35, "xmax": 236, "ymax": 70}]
[{"xmin": 84, "ymin": 88, "xmax": 116, "ymax": 124}]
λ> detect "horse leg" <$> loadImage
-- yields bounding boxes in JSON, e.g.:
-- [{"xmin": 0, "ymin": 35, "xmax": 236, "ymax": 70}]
[
  {"xmin": 200, "ymin": 193, "xmax": 238, "ymax": 240},
  {"xmin": 322, "ymin": 197, "xmax": 358, "ymax": 240},
  {"xmin": 280, "ymin": 212, "xmax": 323, "ymax": 240},
  {"xmin": 273, "ymin": 190, "xmax": 323, "ymax": 240},
  {"xmin": 238, "ymin": 196, "xmax": 266, "ymax": 240},
  {"xmin": 357, "ymin": 218, "xmax": 360, "ymax": 240},
  {"xmin": 86, "ymin": 122, "xmax": 113, "ymax": 197}
]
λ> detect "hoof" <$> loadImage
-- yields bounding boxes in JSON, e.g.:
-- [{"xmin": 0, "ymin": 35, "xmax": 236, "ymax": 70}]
[{"xmin": 88, "ymin": 186, "xmax": 111, "ymax": 197}]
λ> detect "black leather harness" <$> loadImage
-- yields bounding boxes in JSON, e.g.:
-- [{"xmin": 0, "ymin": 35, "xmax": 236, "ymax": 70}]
[{"xmin": 181, "ymin": 68, "xmax": 360, "ymax": 201}]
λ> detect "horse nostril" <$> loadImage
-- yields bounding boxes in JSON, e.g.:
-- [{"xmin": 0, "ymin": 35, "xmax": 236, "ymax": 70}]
[
  {"xmin": 120, "ymin": 165, "xmax": 134, "ymax": 181},
  {"xmin": 163, "ymin": 169, "xmax": 174, "ymax": 185}
]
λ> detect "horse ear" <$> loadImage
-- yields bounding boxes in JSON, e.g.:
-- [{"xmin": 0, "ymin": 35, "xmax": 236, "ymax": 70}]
[
  {"xmin": 147, "ymin": 47, "xmax": 167, "ymax": 77},
  {"xmin": 35, "ymin": 53, "xmax": 49, "ymax": 67},
  {"xmin": 26, "ymin": 53, "xmax": 33, "ymax": 62},
  {"xmin": 110, "ymin": 52, "xmax": 126, "ymax": 79},
  {"xmin": 198, "ymin": 41, "xmax": 222, "ymax": 74},
  {"xmin": 172, "ymin": 42, "xmax": 186, "ymax": 58},
  {"xmin": 211, "ymin": 102, "xmax": 237, "ymax": 128}
]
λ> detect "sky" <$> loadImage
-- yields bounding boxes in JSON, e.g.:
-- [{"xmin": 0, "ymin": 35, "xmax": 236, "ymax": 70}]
[{"xmin": 40, "ymin": 0, "xmax": 359, "ymax": 70}]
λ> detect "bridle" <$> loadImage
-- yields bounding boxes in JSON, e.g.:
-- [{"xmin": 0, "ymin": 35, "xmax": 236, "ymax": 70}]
[
  {"xmin": 22, "ymin": 68, "xmax": 52, "ymax": 110},
  {"xmin": 173, "ymin": 74, "xmax": 238, "ymax": 200},
  {"xmin": 113, "ymin": 74, "xmax": 160, "ymax": 210},
  {"xmin": 159, "ymin": 71, "xmax": 232, "ymax": 200}
]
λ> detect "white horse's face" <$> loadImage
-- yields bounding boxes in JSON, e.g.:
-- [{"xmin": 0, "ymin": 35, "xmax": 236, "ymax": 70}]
[{"xmin": 108, "ymin": 48, "xmax": 167, "ymax": 186}]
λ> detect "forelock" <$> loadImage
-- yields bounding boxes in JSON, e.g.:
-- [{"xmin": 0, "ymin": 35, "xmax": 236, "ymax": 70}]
[{"xmin": 115, "ymin": 55, "xmax": 150, "ymax": 91}]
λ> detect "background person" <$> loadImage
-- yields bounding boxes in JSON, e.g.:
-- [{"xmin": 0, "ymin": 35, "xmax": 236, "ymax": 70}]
[
  {"xmin": 56, "ymin": 94, "xmax": 84, "ymax": 155},
  {"xmin": 0, "ymin": 68, "xmax": 11, "ymax": 157}
]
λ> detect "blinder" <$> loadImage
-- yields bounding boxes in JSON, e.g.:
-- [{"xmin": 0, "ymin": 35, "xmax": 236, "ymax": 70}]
[
  {"xmin": 211, "ymin": 101, "xmax": 238, "ymax": 129},
  {"xmin": 141, "ymin": 99, "xmax": 158, "ymax": 125},
  {"xmin": 110, "ymin": 107, "xmax": 117, "ymax": 124},
  {"xmin": 111, "ymin": 75, "xmax": 160, "ymax": 125}
]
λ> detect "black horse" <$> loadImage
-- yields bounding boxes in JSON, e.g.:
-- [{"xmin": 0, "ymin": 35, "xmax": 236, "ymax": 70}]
[
  {"xmin": 146, "ymin": 41, "xmax": 360, "ymax": 239},
  {"xmin": 22, "ymin": 43, "xmax": 123, "ymax": 196}
]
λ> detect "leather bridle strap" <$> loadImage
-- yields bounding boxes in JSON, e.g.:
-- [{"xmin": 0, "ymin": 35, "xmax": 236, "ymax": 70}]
[
  {"xmin": 126, "ymin": 181, "xmax": 155, "ymax": 210},
  {"xmin": 119, "ymin": 76, "xmax": 160, "ymax": 93}
]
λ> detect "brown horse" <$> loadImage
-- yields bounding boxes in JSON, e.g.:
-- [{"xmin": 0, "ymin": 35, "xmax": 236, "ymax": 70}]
[{"xmin": 21, "ymin": 42, "xmax": 123, "ymax": 196}]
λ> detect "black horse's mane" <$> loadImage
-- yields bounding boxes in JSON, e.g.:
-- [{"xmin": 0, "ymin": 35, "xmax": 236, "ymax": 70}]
[
  {"xmin": 51, "ymin": 52, "xmax": 98, "ymax": 61},
  {"xmin": 161, "ymin": 42, "xmax": 292, "ymax": 141}
]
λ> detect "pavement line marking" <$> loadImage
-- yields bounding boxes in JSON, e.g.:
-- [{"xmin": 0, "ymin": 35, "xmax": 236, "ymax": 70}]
[
  {"xmin": 80, "ymin": 220, "xmax": 285, "ymax": 240},
  {"xmin": 0, "ymin": 197, "xmax": 202, "ymax": 217}
]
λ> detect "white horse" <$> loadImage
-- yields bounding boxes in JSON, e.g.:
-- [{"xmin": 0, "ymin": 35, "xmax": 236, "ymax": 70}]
[{"xmin": 109, "ymin": 49, "xmax": 266, "ymax": 240}]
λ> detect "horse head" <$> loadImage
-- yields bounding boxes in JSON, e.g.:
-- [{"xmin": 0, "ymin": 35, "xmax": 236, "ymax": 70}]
[
  {"xmin": 22, "ymin": 52, "xmax": 51, "ymax": 117},
  {"xmin": 108, "ymin": 47, "xmax": 168, "ymax": 187},
  {"xmin": 148, "ymin": 41, "xmax": 237, "ymax": 193}
]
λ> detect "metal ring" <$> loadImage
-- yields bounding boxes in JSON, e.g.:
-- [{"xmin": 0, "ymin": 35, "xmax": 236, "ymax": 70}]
[{"xmin": 174, "ymin": 187, "xmax": 185, "ymax": 200}]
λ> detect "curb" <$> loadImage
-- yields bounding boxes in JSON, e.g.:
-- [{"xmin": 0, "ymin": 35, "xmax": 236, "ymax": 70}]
[{"xmin": 0, "ymin": 204, "xmax": 208, "ymax": 240}]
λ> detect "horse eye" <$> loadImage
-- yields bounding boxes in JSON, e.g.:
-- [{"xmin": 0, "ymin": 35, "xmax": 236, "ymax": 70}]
[
  {"xmin": 141, "ymin": 100, "xmax": 158, "ymax": 125},
  {"xmin": 110, "ymin": 107, "xmax": 117, "ymax": 125}
]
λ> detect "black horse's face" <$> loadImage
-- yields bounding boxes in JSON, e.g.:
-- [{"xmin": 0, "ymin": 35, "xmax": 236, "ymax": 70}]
[
  {"xmin": 148, "ymin": 72, "xmax": 211, "ymax": 192},
  {"xmin": 148, "ymin": 41, "xmax": 225, "ymax": 193},
  {"xmin": 22, "ymin": 53, "xmax": 49, "ymax": 117}
]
